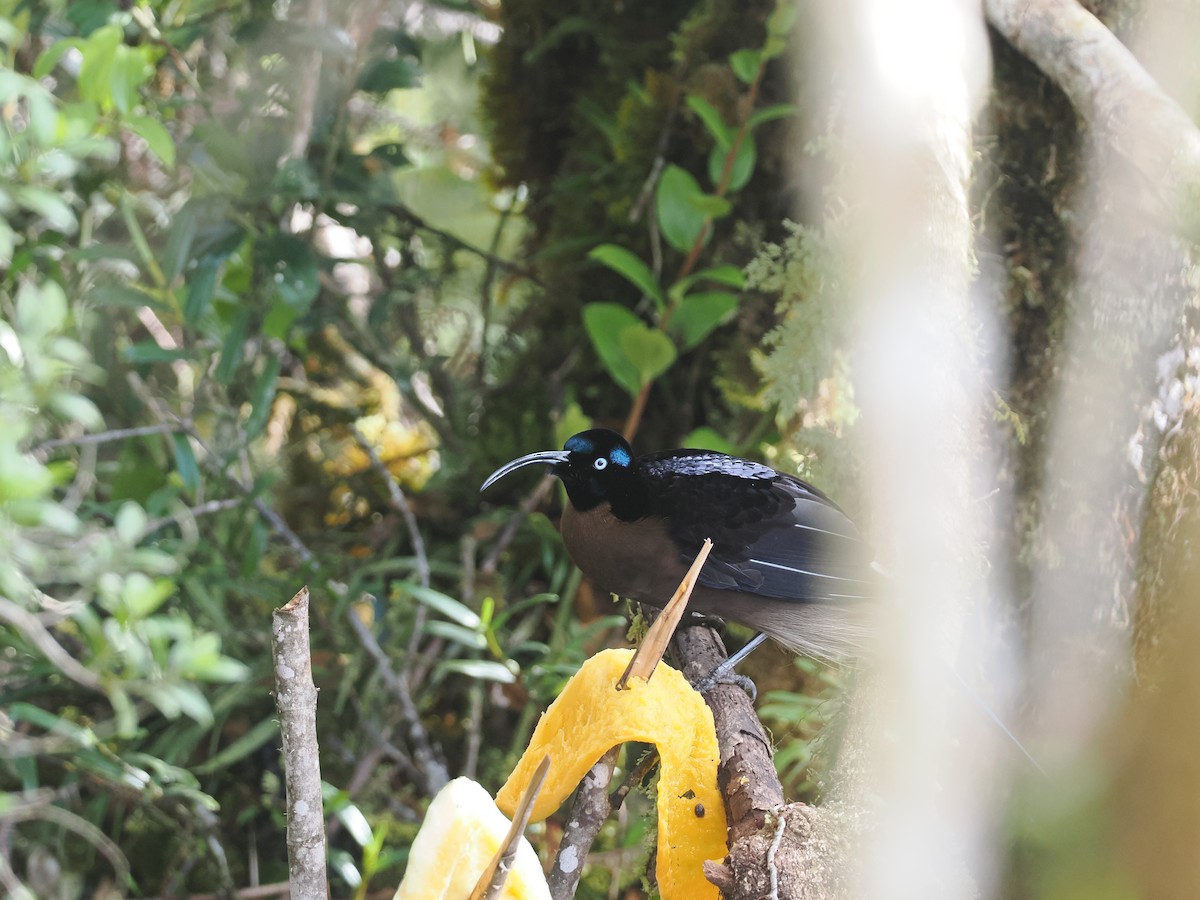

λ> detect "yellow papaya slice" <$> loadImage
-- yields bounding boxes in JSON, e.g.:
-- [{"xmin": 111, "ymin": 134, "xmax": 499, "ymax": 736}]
[
  {"xmin": 395, "ymin": 777, "xmax": 550, "ymax": 900},
  {"xmin": 496, "ymin": 648, "xmax": 726, "ymax": 899}
]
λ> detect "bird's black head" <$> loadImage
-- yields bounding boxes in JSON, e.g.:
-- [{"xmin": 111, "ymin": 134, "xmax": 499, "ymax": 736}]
[{"xmin": 481, "ymin": 428, "xmax": 642, "ymax": 514}]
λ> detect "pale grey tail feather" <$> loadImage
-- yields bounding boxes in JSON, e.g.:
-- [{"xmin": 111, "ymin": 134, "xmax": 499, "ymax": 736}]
[{"xmin": 750, "ymin": 602, "xmax": 872, "ymax": 665}]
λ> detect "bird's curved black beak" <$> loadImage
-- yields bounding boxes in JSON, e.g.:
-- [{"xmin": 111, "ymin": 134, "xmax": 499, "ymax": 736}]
[{"xmin": 480, "ymin": 450, "xmax": 570, "ymax": 492}]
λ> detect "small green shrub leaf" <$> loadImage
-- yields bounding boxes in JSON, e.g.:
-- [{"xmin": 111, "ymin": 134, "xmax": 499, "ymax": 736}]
[
  {"xmin": 670, "ymin": 290, "xmax": 739, "ymax": 350},
  {"xmin": 730, "ymin": 49, "xmax": 760, "ymax": 84},
  {"xmin": 215, "ymin": 306, "xmax": 250, "ymax": 383},
  {"xmin": 407, "ymin": 584, "xmax": 481, "ymax": 629},
  {"xmin": 171, "ymin": 434, "xmax": 200, "ymax": 494},
  {"xmin": 588, "ymin": 244, "xmax": 664, "ymax": 308},
  {"xmin": 617, "ymin": 323, "xmax": 676, "ymax": 383},
  {"xmin": 748, "ymin": 103, "xmax": 799, "ymax": 128},
  {"xmin": 709, "ymin": 133, "xmax": 756, "ymax": 192},
  {"xmin": 185, "ymin": 256, "xmax": 221, "ymax": 323},
  {"xmin": 686, "ymin": 96, "xmax": 731, "ymax": 146},
  {"xmin": 244, "ymin": 356, "xmax": 281, "ymax": 440},
  {"xmin": 583, "ymin": 302, "xmax": 644, "ymax": 396},
  {"xmin": 127, "ymin": 115, "xmax": 175, "ymax": 168},
  {"xmin": 437, "ymin": 659, "xmax": 517, "ymax": 684},
  {"xmin": 656, "ymin": 164, "xmax": 709, "ymax": 253}
]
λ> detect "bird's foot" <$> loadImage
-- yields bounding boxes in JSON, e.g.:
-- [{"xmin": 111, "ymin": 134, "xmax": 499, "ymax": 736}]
[
  {"xmin": 682, "ymin": 611, "xmax": 725, "ymax": 630},
  {"xmin": 694, "ymin": 661, "xmax": 757, "ymax": 700}
]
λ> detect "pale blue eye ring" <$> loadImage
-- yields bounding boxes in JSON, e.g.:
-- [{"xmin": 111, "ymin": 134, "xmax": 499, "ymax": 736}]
[{"xmin": 593, "ymin": 458, "xmax": 608, "ymax": 471}]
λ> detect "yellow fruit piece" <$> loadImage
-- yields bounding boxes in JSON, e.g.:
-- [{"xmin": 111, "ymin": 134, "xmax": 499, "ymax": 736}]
[
  {"xmin": 496, "ymin": 648, "xmax": 727, "ymax": 899},
  {"xmin": 394, "ymin": 777, "xmax": 550, "ymax": 900}
]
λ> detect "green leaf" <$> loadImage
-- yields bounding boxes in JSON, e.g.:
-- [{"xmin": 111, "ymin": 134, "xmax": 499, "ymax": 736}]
[
  {"xmin": 49, "ymin": 393, "xmax": 104, "ymax": 430},
  {"xmin": 730, "ymin": 49, "xmax": 761, "ymax": 84},
  {"xmin": 262, "ymin": 300, "xmax": 300, "ymax": 341},
  {"xmin": 16, "ymin": 279, "xmax": 67, "ymax": 336},
  {"xmin": 90, "ymin": 284, "xmax": 170, "ymax": 314},
  {"xmin": 115, "ymin": 501, "xmax": 147, "ymax": 544},
  {"xmin": 670, "ymin": 291, "xmax": 739, "ymax": 350},
  {"xmin": 582, "ymin": 302, "xmax": 643, "ymax": 396},
  {"xmin": 161, "ymin": 202, "xmax": 198, "ymax": 284},
  {"xmin": 77, "ymin": 25, "xmax": 122, "ymax": 109},
  {"xmin": 243, "ymin": 356, "xmax": 280, "ymax": 440},
  {"xmin": 121, "ymin": 573, "xmax": 174, "ymax": 619},
  {"xmin": 123, "ymin": 342, "xmax": 192, "ymax": 364},
  {"xmin": 688, "ymin": 264, "xmax": 746, "ymax": 290},
  {"xmin": 258, "ymin": 234, "xmax": 319, "ymax": 311},
  {"xmin": 422, "ymin": 619, "xmax": 487, "ymax": 650},
  {"xmin": 682, "ymin": 426, "xmax": 735, "ymax": 454},
  {"xmin": 185, "ymin": 256, "xmax": 221, "ymax": 324},
  {"xmin": 691, "ymin": 194, "xmax": 732, "ymax": 218},
  {"xmin": 709, "ymin": 133, "xmax": 756, "ymax": 192},
  {"xmin": 748, "ymin": 103, "xmax": 799, "ymax": 128},
  {"xmin": 110, "ymin": 45, "xmax": 153, "ymax": 115},
  {"xmin": 0, "ymin": 18, "xmax": 18, "ymax": 49},
  {"xmin": 436, "ymin": 659, "xmax": 517, "ymax": 684},
  {"xmin": 127, "ymin": 115, "xmax": 175, "ymax": 167},
  {"xmin": 215, "ymin": 306, "xmax": 250, "ymax": 383},
  {"xmin": 273, "ymin": 158, "xmax": 320, "ymax": 200},
  {"xmin": 356, "ymin": 57, "xmax": 421, "ymax": 93},
  {"xmin": 33, "ymin": 39, "xmax": 82, "ymax": 79},
  {"xmin": 655, "ymin": 165, "xmax": 709, "ymax": 253},
  {"xmin": 14, "ymin": 185, "xmax": 76, "ymax": 232},
  {"xmin": 617, "ymin": 324, "xmax": 676, "ymax": 383},
  {"xmin": 193, "ymin": 717, "xmax": 279, "ymax": 775},
  {"xmin": 766, "ymin": 8, "xmax": 797, "ymax": 38},
  {"xmin": 0, "ymin": 219, "xmax": 12, "ymax": 266},
  {"xmin": 686, "ymin": 96, "xmax": 731, "ymax": 146},
  {"xmin": 406, "ymin": 584, "xmax": 481, "ymax": 629},
  {"xmin": 336, "ymin": 804, "xmax": 375, "ymax": 848},
  {"xmin": 171, "ymin": 433, "xmax": 200, "ymax": 494},
  {"xmin": 588, "ymin": 244, "xmax": 664, "ymax": 309}
]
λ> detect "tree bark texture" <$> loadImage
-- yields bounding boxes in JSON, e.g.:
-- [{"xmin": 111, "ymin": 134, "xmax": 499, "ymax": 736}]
[{"xmin": 272, "ymin": 587, "xmax": 328, "ymax": 900}]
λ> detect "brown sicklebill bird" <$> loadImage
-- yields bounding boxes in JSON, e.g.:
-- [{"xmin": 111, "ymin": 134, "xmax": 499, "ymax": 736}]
[{"xmin": 481, "ymin": 428, "xmax": 877, "ymax": 667}]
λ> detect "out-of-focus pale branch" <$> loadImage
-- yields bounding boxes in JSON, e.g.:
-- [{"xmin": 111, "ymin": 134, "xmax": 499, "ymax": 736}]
[{"xmin": 985, "ymin": 0, "xmax": 1200, "ymax": 240}]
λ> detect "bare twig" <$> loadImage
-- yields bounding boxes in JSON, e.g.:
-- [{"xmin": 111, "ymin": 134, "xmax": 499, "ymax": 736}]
[
  {"xmin": 143, "ymin": 498, "xmax": 245, "ymax": 534},
  {"xmin": 0, "ymin": 596, "xmax": 103, "ymax": 693},
  {"xmin": 480, "ymin": 474, "xmax": 557, "ymax": 576},
  {"xmin": 548, "ymin": 746, "xmax": 620, "ymax": 899},
  {"xmin": 0, "ymin": 854, "xmax": 30, "ymax": 900},
  {"xmin": 287, "ymin": 0, "xmax": 326, "ymax": 161},
  {"xmin": 345, "ymin": 603, "xmax": 450, "ymax": 793},
  {"xmin": 350, "ymin": 425, "xmax": 430, "ymax": 588},
  {"xmin": 186, "ymin": 427, "xmax": 315, "ymax": 564},
  {"xmin": 271, "ymin": 587, "xmax": 328, "ymax": 900},
  {"xmin": 472, "ymin": 754, "xmax": 551, "ymax": 900},
  {"xmin": 32, "ymin": 422, "xmax": 183, "ymax": 454},
  {"xmin": 385, "ymin": 203, "xmax": 543, "ymax": 286},
  {"xmin": 608, "ymin": 746, "xmax": 661, "ymax": 814},
  {"xmin": 464, "ymin": 678, "xmax": 485, "ymax": 781},
  {"xmin": 628, "ymin": 100, "xmax": 679, "ymax": 224},
  {"xmin": 2, "ymin": 801, "xmax": 131, "ymax": 890},
  {"xmin": 476, "ymin": 204, "xmax": 515, "ymax": 385}
]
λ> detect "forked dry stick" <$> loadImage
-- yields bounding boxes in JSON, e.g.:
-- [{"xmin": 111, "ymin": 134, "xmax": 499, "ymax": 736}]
[
  {"xmin": 470, "ymin": 754, "xmax": 552, "ymax": 900},
  {"xmin": 617, "ymin": 538, "xmax": 714, "ymax": 689}
]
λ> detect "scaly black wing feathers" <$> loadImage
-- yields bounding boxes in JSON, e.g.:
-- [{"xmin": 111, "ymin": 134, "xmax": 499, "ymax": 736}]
[{"xmin": 637, "ymin": 450, "xmax": 875, "ymax": 604}]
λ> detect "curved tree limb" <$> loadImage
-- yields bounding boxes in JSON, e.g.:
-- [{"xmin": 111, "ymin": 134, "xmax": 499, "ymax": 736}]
[{"xmin": 985, "ymin": 0, "xmax": 1200, "ymax": 240}]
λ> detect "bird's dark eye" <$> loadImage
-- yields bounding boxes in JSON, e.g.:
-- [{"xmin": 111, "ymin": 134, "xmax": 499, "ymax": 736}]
[{"xmin": 593, "ymin": 458, "xmax": 608, "ymax": 471}]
